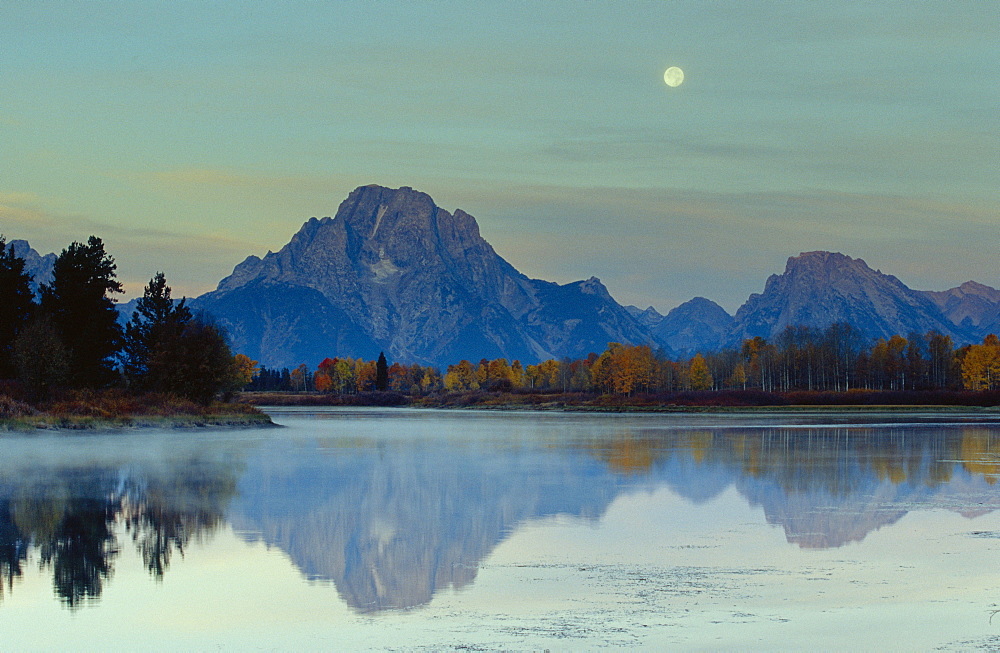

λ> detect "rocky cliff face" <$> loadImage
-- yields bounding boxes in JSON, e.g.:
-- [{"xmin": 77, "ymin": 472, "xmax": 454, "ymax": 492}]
[
  {"xmin": 196, "ymin": 185, "xmax": 651, "ymax": 368},
  {"xmin": 730, "ymin": 251, "xmax": 965, "ymax": 344}
]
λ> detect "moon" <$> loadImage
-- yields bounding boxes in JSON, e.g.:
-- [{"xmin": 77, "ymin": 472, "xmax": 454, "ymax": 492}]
[{"xmin": 663, "ymin": 66, "xmax": 684, "ymax": 87}]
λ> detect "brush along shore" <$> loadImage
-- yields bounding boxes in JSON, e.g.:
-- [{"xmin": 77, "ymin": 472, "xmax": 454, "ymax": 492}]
[{"xmin": 0, "ymin": 390, "xmax": 273, "ymax": 431}]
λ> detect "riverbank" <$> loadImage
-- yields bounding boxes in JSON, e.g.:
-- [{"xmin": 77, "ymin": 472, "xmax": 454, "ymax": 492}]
[
  {"xmin": 0, "ymin": 391, "xmax": 273, "ymax": 431},
  {"xmin": 241, "ymin": 389, "xmax": 1000, "ymax": 412}
]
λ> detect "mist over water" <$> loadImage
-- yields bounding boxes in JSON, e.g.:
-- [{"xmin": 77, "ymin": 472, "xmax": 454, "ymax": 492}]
[{"xmin": 4, "ymin": 408, "xmax": 1000, "ymax": 649}]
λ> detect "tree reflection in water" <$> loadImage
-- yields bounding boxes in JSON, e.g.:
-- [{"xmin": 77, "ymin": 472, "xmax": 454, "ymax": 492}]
[{"xmin": 0, "ymin": 460, "xmax": 238, "ymax": 608}]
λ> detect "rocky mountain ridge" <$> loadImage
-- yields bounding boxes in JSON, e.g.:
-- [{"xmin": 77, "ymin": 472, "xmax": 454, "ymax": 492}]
[{"xmin": 10, "ymin": 187, "xmax": 999, "ymax": 367}]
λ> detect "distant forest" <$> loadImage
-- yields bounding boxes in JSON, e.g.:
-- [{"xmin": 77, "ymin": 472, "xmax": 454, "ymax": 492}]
[{"xmin": 249, "ymin": 323, "xmax": 1000, "ymax": 396}]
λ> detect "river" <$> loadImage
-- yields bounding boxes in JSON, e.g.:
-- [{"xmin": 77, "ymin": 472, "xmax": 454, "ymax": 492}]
[{"xmin": 3, "ymin": 407, "xmax": 1000, "ymax": 650}]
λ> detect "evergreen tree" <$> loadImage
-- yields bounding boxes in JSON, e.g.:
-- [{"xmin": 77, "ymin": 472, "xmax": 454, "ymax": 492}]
[
  {"xmin": 0, "ymin": 236, "xmax": 37, "ymax": 378},
  {"xmin": 376, "ymin": 351, "xmax": 388, "ymax": 391},
  {"xmin": 40, "ymin": 236, "xmax": 123, "ymax": 388},
  {"xmin": 146, "ymin": 315, "xmax": 239, "ymax": 404},
  {"xmin": 121, "ymin": 272, "xmax": 192, "ymax": 389},
  {"xmin": 12, "ymin": 314, "xmax": 69, "ymax": 398}
]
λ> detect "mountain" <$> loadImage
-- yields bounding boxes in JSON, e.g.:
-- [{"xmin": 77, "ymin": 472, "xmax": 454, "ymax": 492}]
[
  {"xmin": 646, "ymin": 297, "xmax": 735, "ymax": 356},
  {"xmin": 194, "ymin": 185, "xmax": 653, "ymax": 368},
  {"xmin": 730, "ymin": 251, "xmax": 966, "ymax": 344},
  {"xmin": 7, "ymin": 239, "xmax": 56, "ymax": 294},
  {"xmin": 12, "ymin": 221, "xmax": 997, "ymax": 368},
  {"xmin": 922, "ymin": 281, "xmax": 1000, "ymax": 341}
]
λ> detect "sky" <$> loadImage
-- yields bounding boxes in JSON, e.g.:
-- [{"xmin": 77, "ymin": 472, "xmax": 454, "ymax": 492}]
[{"xmin": 1, "ymin": 1, "xmax": 997, "ymax": 313}]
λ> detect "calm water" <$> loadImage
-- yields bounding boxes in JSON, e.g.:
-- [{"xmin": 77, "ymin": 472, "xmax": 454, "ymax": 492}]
[{"xmin": 4, "ymin": 408, "xmax": 1000, "ymax": 650}]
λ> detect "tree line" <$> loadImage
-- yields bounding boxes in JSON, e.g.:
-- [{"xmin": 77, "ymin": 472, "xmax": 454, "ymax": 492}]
[
  {"xmin": 0, "ymin": 235, "xmax": 254, "ymax": 403},
  {"xmin": 253, "ymin": 322, "xmax": 999, "ymax": 397}
]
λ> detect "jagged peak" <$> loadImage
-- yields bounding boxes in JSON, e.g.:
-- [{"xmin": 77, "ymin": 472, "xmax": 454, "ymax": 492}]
[
  {"xmin": 785, "ymin": 251, "xmax": 866, "ymax": 272},
  {"xmin": 576, "ymin": 276, "xmax": 608, "ymax": 295}
]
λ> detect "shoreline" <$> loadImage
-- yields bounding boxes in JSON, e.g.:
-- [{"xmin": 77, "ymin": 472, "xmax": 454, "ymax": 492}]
[
  {"xmin": 0, "ymin": 411, "xmax": 275, "ymax": 431},
  {"xmin": 261, "ymin": 402, "xmax": 1000, "ymax": 415},
  {"xmin": 0, "ymin": 411, "xmax": 279, "ymax": 433},
  {"xmin": 243, "ymin": 390, "xmax": 1000, "ymax": 414}
]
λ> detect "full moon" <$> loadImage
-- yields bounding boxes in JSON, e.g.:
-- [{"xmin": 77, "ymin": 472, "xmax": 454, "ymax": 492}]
[{"xmin": 663, "ymin": 66, "xmax": 684, "ymax": 87}]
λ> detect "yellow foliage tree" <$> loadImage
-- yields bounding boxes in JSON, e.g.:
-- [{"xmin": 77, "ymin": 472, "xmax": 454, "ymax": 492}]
[
  {"xmin": 962, "ymin": 334, "xmax": 1000, "ymax": 391},
  {"xmin": 688, "ymin": 353, "xmax": 714, "ymax": 390},
  {"xmin": 727, "ymin": 363, "xmax": 747, "ymax": 390},
  {"xmin": 611, "ymin": 344, "xmax": 654, "ymax": 395},
  {"xmin": 230, "ymin": 353, "xmax": 258, "ymax": 389}
]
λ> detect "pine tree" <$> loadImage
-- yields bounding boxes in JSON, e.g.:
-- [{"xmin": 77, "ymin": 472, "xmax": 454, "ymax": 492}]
[
  {"xmin": 376, "ymin": 352, "xmax": 388, "ymax": 391},
  {"xmin": 121, "ymin": 272, "xmax": 192, "ymax": 389},
  {"xmin": 0, "ymin": 236, "xmax": 37, "ymax": 378},
  {"xmin": 40, "ymin": 236, "xmax": 123, "ymax": 388}
]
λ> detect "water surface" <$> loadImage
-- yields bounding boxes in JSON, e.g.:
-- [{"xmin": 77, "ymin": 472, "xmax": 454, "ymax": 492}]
[{"xmin": 3, "ymin": 408, "xmax": 1000, "ymax": 650}]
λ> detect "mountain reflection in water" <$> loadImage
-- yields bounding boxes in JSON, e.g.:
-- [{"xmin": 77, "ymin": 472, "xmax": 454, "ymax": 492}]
[{"xmin": 3, "ymin": 413, "xmax": 1000, "ymax": 613}]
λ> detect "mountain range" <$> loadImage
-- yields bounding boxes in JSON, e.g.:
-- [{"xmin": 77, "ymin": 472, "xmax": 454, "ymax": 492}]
[{"xmin": 12, "ymin": 185, "xmax": 1000, "ymax": 368}]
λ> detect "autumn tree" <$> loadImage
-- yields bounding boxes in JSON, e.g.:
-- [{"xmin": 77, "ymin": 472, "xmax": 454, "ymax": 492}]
[
  {"xmin": 387, "ymin": 362, "xmax": 409, "ymax": 392},
  {"xmin": 314, "ymin": 357, "xmax": 336, "ymax": 392},
  {"xmin": 728, "ymin": 363, "xmax": 747, "ymax": 390},
  {"xmin": 290, "ymin": 364, "xmax": 310, "ymax": 391},
  {"xmin": 485, "ymin": 358, "xmax": 514, "ymax": 390},
  {"xmin": 230, "ymin": 354, "xmax": 259, "ymax": 390},
  {"xmin": 420, "ymin": 366, "xmax": 442, "ymax": 393},
  {"xmin": 688, "ymin": 353, "xmax": 714, "ymax": 390},
  {"xmin": 962, "ymin": 334, "xmax": 1000, "ymax": 391},
  {"xmin": 444, "ymin": 360, "xmax": 478, "ymax": 391},
  {"xmin": 510, "ymin": 360, "xmax": 526, "ymax": 388},
  {"xmin": 40, "ymin": 236, "xmax": 123, "ymax": 388},
  {"xmin": 0, "ymin": 236, "xmax": 36, "ymax": 378},
  {"xmin": 355, "ymin": 359, "xmax": 377, "ymax": 392},
  {"xmin": 610, "ymin": 344, "xmax": 654, "ymax": 395}
]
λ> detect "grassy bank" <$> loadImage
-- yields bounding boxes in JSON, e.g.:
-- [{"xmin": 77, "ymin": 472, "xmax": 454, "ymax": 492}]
[
  {"xmin": 242, "ymin": 389, "xmax": 1000, "ymax": 412},
  {"xmin": 0, "ymin": 390, "xmax": 273, "ymax": 431}
]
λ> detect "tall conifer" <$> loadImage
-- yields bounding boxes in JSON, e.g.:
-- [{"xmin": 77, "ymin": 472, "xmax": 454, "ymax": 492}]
[
  {"xmin": 40, "ymin": 236, "xmax": 123, "ymax": 387},
  {"xmin": 0, "ymin": 236, "xmax": 37, "ymax": 378}
]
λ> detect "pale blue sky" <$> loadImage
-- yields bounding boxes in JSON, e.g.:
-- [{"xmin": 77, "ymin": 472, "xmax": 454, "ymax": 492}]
[{"xmin": 1, "ymin": 1, "xmax": 997, "ymax": 312}]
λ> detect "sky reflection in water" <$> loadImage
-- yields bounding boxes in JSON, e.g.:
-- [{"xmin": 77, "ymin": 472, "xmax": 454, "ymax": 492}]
[{"xmin": 3, "ymin": 408, "xmax": 1000, "ymax": 649}]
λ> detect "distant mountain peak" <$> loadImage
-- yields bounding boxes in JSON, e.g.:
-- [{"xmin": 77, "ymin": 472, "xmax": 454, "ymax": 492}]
[
  {"xmin": 734, "ymin": 251, "xmax": 962, "ymax": 343},
  {"xmin": 197, "ymin": 185, "xmax": 651, "ymax": 367},
  {"xmin": 648, "ymin": 297, "xmax": 734, "ymax": 356},
  {"xmin": 6, "ymin": 239, "xmax": 56, "ymax": 294},
  {"xmin": 922, "ymin": 279, "xmax": 1000, "ymax": 334}
]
